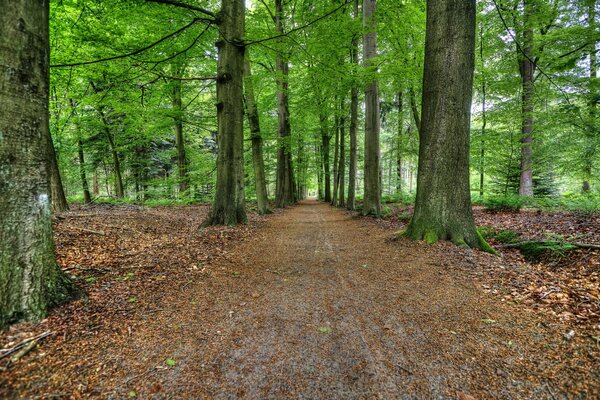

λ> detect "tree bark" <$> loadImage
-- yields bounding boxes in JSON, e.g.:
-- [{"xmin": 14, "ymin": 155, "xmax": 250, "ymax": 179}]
[
  {"xmin": 362, "ymin": 0, "xmax": 381, "ymax": 216},
  {"xmin": 338, "ymin": 112, "xmax": 346, "ymax": 208},
  {"xmin": 518, "ymin": 0, "xmax": 535, "ymax": 197},
  {"xmin": 243, "ymin": 56, "xmax": 270, "ymax": 214},
  {"xmin": 583, "ymin": 0, "xmax": 597, "ymax": 192},
  {"xmin": 48, "ymin": 130, "xmax": 69, "ymax": 212},
  {"xmin": 405, "ymin": 0, "xmax": 493, "ymax": 252},
  {"xmin": 0, "ymin": 0, "xmax": 78, "ymax": 328},
  {"xmin": 396, "ymin": 91, "xmax": 403, "ymax": 192},
  {"xmin": 97, "ymin": 110, "xmax": 124, "ymax": 199},
  {"xmin": 331, "ymin": 112, "xmax": 340, "ymax": 205},
  {"xmin": 78, "ymin": 138, "xmax": 92, "ymax": 203},
  {"xmin": 171, "ymin": 61, "xmax": 188, "ymax": 194},
  {"xmin": 274, "ymin": 0, "xmax": 295, "ymax": 208},
  {"xmin": 347, "ymin": 0, "xmax": 359, "ymax": 210},
  {"xmin": 203, "ymin": 0, "xmax": 247, "ymax": 225}
]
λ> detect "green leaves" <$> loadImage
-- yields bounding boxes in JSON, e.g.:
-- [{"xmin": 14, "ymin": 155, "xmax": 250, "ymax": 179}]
[{"xmin": 165, "ymin": 358, "xmax": 176, "ymax": 367}]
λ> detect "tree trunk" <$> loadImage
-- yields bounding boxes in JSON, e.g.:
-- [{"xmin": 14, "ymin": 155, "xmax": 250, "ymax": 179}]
[
  {"xmin": 396, "ymin": 91, "xmax": 403, "ymax": 192},
  {"xmin": 47, "ymin": 130, "xmax": 69, "ymax": 212},
  {"xmin": 362, "ymin": 0, "xmax": 381, "ymax": 216},
  {"xmin": 347, "ymin": 0, "xmax": 359, "ymax": 210},
  {"xmin": 78, "ymin": 138, "xmax": 92, "ymax": 204},
  {"xmin": 409, "ymin": 87, "xmax": 421, "ymax": 133},
  {"xmin": 274, "ymin": 0, "xmax": 295, "ymax": 208},
  {"xmin": 405, "ymin": 0, "xmax": 492, "ymax": 252},
  {"xmin": 479, "ymin": 20, "xmax": 487, "ymax": 200},
  {"xmin": 338, "ymin": 112, "xmax": 346, "ymax": 208},
  {"xmin": 331, "ymin": 113, "xmax": 340, "ymax": 205},
  {"xmin": 171, "ymin": 62, "xmax": 188, "ymax": 195},
  {"xmin": 317, "ymin": 141, "xmax": 324, "ymax": 199},
  {"xmin": 98, "ymin": 110, "xmax": 124, "ymax": 199},
  {"xmin": 321, "ymin": 113, "xmax": 332, "ymax": 202},
  {"xmin": 0, "ymin": 0, "xmax": 78, "ymax": 328},
  {"xmin": 203, "ymin": 0, "xmax": 247, "ymax": 226},
  {"xmin": 583, "ymin": 0, "xmax": 597, "ymax": 192},
  {"xmin": 92, "ymin": 168, "xmax": 99, "ymax": 196},
  {"xmin": 243, "ymin": 56, "xmax": 270, "ymax": 214},
  {"xmin": 518, "ymin": 0, "xmax": 535, "ymax": 197}
]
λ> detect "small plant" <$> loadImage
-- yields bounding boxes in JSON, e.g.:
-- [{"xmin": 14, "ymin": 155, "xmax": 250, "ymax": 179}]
[
  {"xmin": 495, "ymin": 229, "xmax": 520, "ymax": 244},
  {"xmin": 483, "ymin": 195, "xmax": 528, "ymax": 213}
]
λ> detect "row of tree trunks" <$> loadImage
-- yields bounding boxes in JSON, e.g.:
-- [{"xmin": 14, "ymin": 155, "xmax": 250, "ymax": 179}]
[
  {"xmin": 0, "ymin": 0, "xmax": 77, "ymax": 328},
  {"xmin": 171, "ymin": 59, "xmax": 188, "ymax": 195},
  {"xmin": 582, "ymin": 0, "xmax": 597, "ymax": 192},
  {"xmin": 203, "ymin": 0, "xmax": 247, "ymax": 226},
  {"xmin": 362, "ymin": 0, "xmax": 381, "ymax": 216},
  {"xmin": 243, "ymin": 56, "xmax": 271, "ymax": 215}
]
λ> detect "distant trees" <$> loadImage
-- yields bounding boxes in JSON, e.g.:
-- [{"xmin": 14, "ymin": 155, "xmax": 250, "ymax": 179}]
[{"xmin": 0, "ymin": 0, "xmax": 76, "ymax": 328}]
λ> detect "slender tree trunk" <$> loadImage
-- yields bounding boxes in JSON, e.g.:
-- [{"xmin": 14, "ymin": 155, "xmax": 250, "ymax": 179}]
[
  {"xmin": 48, "ymin": 130, "xmax": 69, "ymax": 212},
  {"xmin": 362, "ymin": 0, "xmax": 381, "ymax": 216},
  {"xmin": 338, "ymin": 113, "xmax": 346, "ymax": 208},
  {"xmin": 274, "ymin": 0, "xmax": 295, "ymax": 207},
  {"xmin": 321, "ymin": 113, "xmax": 332, "ymax": 202},
  {"xmin": 203, "ymin": 0, "xmax": 247, "ymax": 225},
  {"xmin": 317, "ymin": 141, "xmax": 324, "ymax": 199},
  {"xmin": 78, "ymin": 138, "xmax": 92, "ymax": 204},
  {"xmin": 347, "ymin": 0, "xmax": 359, "ymax": 210},
  {"xmin": 405, "ymin": 0, "xmax": 492, "ymax": 252},
  {"xmin": 244, "ymin": 56, "xmax": 271, "ymax": 214},
  {"xmin": 332, "ymin": 113, "xmax": 340, "ymax": 205},
  {"xmin": 583, "ymin": 0, "xmax": 597, "ymax": 192},
  {"xmin": 518, "ymin": 0, "xmax": 535, "ymax": 197},
  {"xmin": 479, "ymin": 20, "xmax": 486, "ymax": 200},
  {"xmin": 409, "ymin": 87, "xmax": 421, "ymax": 133},
  {"xmin": 97, "ymin": 110, "xmax": 124, "ymax": 199},
  {"xmin": 396, "ymin": 91, "xmax": 403, "ymax": 192},
  {"xmin": 0, "ymin": 0, "xmax": 78, "ymax": 328},
  {"xmin": 171, "ymin": 62, "xmax": 188, "ymax": 194},
  {"xmin": 92, "ymin": 167, "xmax": 99, "ymax": 196}
]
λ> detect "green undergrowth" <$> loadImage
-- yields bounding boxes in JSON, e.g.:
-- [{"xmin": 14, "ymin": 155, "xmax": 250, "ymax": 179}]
[{"xmin": 478, "ymin": 193, "xmax": 600, "ymax": 215}]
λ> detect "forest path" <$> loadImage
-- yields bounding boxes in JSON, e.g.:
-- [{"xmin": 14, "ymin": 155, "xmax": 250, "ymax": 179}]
[{"xmin": 110, "ymin": 200, "xmax": 559, "ymax": 399}]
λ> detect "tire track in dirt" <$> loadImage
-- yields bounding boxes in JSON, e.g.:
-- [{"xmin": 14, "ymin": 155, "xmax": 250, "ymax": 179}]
[{"xmin": 108, "ymin": 200, "xmax": 595, "ymax": 399}]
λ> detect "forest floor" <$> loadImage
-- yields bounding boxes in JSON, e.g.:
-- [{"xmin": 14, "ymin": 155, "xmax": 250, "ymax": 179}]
[{"xmin": 1, "ymin": 200, "xmax": 599, "ymax": 399}]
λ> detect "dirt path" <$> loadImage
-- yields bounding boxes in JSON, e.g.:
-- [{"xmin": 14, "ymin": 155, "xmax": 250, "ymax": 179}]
[
  {"xmin": 95, "ymin": 200, "xmax": 593, "ymax": 399},
  {"xmin": 2, "ymin": 201, "xmax": 598, "ymax": 399}
]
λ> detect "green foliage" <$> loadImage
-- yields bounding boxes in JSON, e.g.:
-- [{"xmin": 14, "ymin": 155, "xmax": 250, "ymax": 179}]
[
  {"xmin": 165, "ymin": 358, "xmax": 176, "ymax": 367},
  {"xmin": 518, "ymin": 240, "xmax": 577, "ymax": 262},
  {"xmin": 483, "ymin": 195, "xmax": 528, "ymax": 213}
]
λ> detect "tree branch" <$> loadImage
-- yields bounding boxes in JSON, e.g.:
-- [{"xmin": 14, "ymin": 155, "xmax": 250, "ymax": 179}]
[
  {"xmin": 51, "ymin": 18, "xmax": 206, "ymax": 68},
  {"xmin": 145, "ymin": 0, "xmax": 216, "ymax": 19}
]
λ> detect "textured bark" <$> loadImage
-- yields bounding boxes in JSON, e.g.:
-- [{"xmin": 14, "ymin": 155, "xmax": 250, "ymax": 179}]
[
  {"xmin": 409, "ymin": 87, "xmax": 421, "ymax": 133},
  {"xmin": 274, "ymin": 0, "xmax": 295, "ymax": 208},
  {"xmin": 479, "ymin": 21, "xmax": 487, "ymax": 200},
  {"xmin": 243, "ymin": 57, "xmax": 270, "ymax": 214},
  {"xmin": 171, "ymin": 61, "xmax": 188, "ymax": 194},
  {"xmin": 48, "ymin": 130, "xmax": 69, "ymax": 212},
  {"xmin": 78, "ymin": 138, "xmax": 92, "ymax": 204},
  {"xmin": 203, "ymin": 0, "xmax": 247, "ymax": 226},
  {"xmin": 0, "ymin": 0, "xmax": 77, "ymax": 328},
  {"xmin": 362, "ymin": 0, "xmax": 381, "ymax": 216},
  {"xmin": 518, "ymin": 0, "xmax": 535, "ymax": 197},
  {"xmin": 405, "ymin": 0, "xmax": 492, "ymax": 252}
]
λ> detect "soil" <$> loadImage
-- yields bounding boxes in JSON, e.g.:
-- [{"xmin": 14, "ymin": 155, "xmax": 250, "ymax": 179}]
[{"xmin": 1, "ymin": 200, "xmax": 599, "ymax": 399}]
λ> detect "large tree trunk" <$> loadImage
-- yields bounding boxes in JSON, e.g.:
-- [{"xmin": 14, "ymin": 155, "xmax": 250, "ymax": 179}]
[
  {"xmin": 362, "ymin": 0, "xmax": 381, "ymax": 216},
  {"xmin": 203, "ymin": 0, "xmax": 247, "ymax": 225},
  {"xmin": 274, "ymin": 0, "xmax": 295, "ymax": 208},
  {"xmin": 78, "ymin": 138, "xmax": 92, "ymax": 204},
  {"xmin": 320, "ymin": 113, "xmax": 332, "ymax": 202},
  {"xmin": 583, "ymin": 0, "xmax": 597, "ymax": 192},
  {"xmin": 243, "ymin": 56, "xmax": 270, "ymax": 214},
  {"xmin": 171, "ymin": 61, "xmax": 188, "ymax": 195},
  {"xmin": 48, "ymin": 130, "xmax": 69, "ymax": 212},
  {"xmin": 0, "ymin": 0, "xmax": 77, "ymax": 328},
  {"xmin": 518, "ymin": 0, "xmax": 535, "ymax": 197},
  {"xmin": 405, "ymin": 0, "xmax": 492, "ymax": 252}
]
